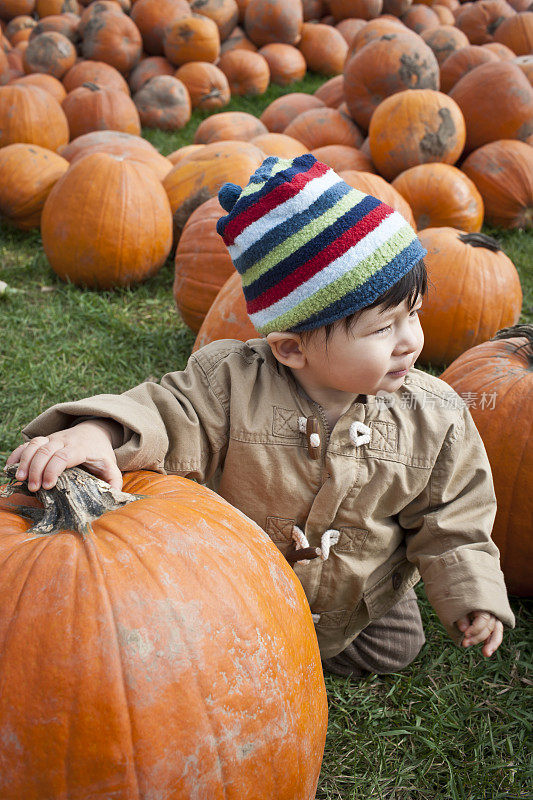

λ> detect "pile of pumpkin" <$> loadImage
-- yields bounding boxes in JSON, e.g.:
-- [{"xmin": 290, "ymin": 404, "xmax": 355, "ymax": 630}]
[{"xmin": 0, "ymin": 0, "xmax": 531, "ymax": 598}]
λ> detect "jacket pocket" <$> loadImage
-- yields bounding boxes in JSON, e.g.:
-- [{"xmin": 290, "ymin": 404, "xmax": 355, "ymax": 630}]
[
  {"xmin": 265, "ymin": 516, "xmax": 296, "ymax": 553},
  {"xmin": 362, "ymin": 559, "xmax": 420, "ymax": 621},
  {"xmin": 335, "ymin": 526, "xmax": 369, "ymax": 553}
]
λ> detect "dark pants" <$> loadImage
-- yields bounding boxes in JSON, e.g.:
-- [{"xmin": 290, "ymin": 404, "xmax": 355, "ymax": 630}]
[{"xmin": 322, "ymin": 587, "xmax": 426, "ymax": 678}]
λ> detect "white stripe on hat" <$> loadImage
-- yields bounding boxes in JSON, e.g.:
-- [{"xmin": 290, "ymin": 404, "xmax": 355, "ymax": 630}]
[
  {"xmin": 248, "ymin": 210, "xmax": 409, "ymax": 329},
  {"xmin": 232, "ymin": 168, "xmax": 345, "ymax": 253}
]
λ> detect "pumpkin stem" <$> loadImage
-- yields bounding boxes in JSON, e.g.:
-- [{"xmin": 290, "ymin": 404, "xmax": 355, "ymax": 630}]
[
  {"xmin": 81, "ymin": 82, "xmax": 101, "ymax": 92},
  {"xmin": 1, "ymin": 465, "xmax": 142, "ymax": 537},
  {"xmin": 457, "ymin": 232, "xmax": 501, "ymax": 252},
  {"xmin": 491, "ymin": 324, "xmax": 533, "ymax": 366}
]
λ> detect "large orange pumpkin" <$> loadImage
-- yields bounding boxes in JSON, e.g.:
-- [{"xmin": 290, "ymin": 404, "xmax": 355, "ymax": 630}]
[
  {"xmin": 494, "ymin": 11, "xmax": 533, "ymax": 55},
  {"xmin": 259, "ymin": 92, "xmax": 325, "ymax": 133},
  {"xmin": 343, "ymin": 32, "xmax": 440, "ymax": 131},
  {"xmin": 189, "ymin": 0, "xmax": 239, "ymax": 42},
  {"xmin": 59, "ymin": 130, "xmax": 173, "ymax": 181},
  {"xmin": 391, "ymin": 162, "xmax": 484, "ymax": 231},
  {"xmin": 258, "ymin": 42, "xmax": 307, "ymax": 85},
  {"xmin": 41, "ymin": 152, "xmax": 173, "ymax": 287},
  {"xmin": 0, "ymin": 467, "xmax": 327, "ymax": 798},
  {"xmin": 130, "ymin": 0, "xmax": 191, "ymax": 55},
  {"xmin": 128, "ymin": 55, "xmax": 176, "ymax": 94},
  {"xmin": 244, "ymin": 0, "xmax": 303, "ymax": 46},
  {"xmin": 63, "ymin": 59, "xmax": 131, "ymax": 94},
  {"xmin": 217, "ymin": 47, "xmax": 270, "ymax": 95},
  {"xmin": 22, "ymin": 31, "xmax": 77, "ymax": 78},
  {"xmin": 133, "ymin": 74, "xmax": 191, "ymax": 130},
  {"xmin": 454, "ymin": 0, "xmax": 516, "ymax": 44},
  {"xmin": 0, "ymin": 84, "xmax": 69, "ymax": 151},
  {"xmin": 417, "ymin": 227, "xmax": 523, "ymax": 365},
  {"xmin": 193, "ymin": 109, "xmax": 267, "ymax": 143},
  {"xmin": 297, "ymin": 21, "xmax": 348, "ymax": 75},
  {"xmin": 62, "ymin": 82, "xmax": 141, "ymax": 139},
  {"xmin": 368, "ymin": 89, "xmax": 466, "ymax": 180},
  {"xmin": 163, "ymin": 13, "xmax": 220, "ymax": 66},
  {"xmin": 80, "ymin": 5, "xmax": 143, "ymax": 74},
  {"xmin": 283, "ymin": 106, "xmax": 363, "ymax": 150},
  {"xmin": 0, "ymin": 142, "xmax": 68, "ymax": 228},
  {"xmin": 461, "ymin": 139, "xmax": 533, "ymax": 229},
  {"xmin": 440, "ymin": 325, "xmax": 533, "ymax": 596},
  {"xmin": 10, "ymin": 71, "xmax": 67, "ymax": 103},
  {"xmin": 173, "ymin": 195, "xmax": 235, "ymax": 331},
  {"xmin": 0, "ymin": 0, "xmax": 36, "ymax": 20},
  {"xmin": 439, "ymin": 44, "xmax": 499, "ymax": 94},
  {"xmin": 449, "ymin": 61, "xmax": 533, "ymax": 153},
  {"xmin": 174, "ymin": 60, "xmax": 231, "ymax": 109}
]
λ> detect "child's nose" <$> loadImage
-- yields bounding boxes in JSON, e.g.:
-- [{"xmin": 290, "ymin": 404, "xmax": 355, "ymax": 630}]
[{"xmin": 395, "ymin": 318, "xmax": 423, "ymax": 354}]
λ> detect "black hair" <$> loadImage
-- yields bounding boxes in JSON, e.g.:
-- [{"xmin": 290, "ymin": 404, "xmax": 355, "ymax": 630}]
[{"xmin": 298, "ymin": 259, "xmax": 428, "ymax": 346}]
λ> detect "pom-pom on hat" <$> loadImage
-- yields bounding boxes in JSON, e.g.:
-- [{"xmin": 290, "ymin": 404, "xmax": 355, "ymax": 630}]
[{"xmin": 216, "ymin": 154, "xmax": 426, "ymax": 335}]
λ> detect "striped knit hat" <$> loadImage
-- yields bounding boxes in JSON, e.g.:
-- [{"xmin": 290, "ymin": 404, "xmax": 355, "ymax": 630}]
[{"xmin": 216, "ymin": 154, "xmax": 426, "ymax": 335}]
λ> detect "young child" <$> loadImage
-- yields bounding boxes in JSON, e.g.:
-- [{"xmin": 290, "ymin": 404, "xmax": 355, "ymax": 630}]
[{"xmin": 7, "ymin": 154, "xmax": 515, "ymax": 678}]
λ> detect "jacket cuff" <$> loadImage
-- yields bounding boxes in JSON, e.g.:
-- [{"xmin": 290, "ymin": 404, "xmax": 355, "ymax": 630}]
[{"xmin": 422, "ymin": 548, "xmax": 516, "ymax": 645}]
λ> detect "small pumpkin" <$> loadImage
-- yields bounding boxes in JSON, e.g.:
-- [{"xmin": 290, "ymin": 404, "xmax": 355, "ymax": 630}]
[
  {"xmin": 63, "ymin": 59, "xmax": 130, "ymax": 94},
  {"xmin": 297, "ymin": 21, "xmax": 348, "ymax": 75},
  {"xmin": 0, "ymin": 142, "xmax": 68, "ymax": 228},
  {"xmin": 392, "ymin": 163, "xmax": 484, "ymax": 231},
  {"xmin": 80, "ymin": 5, "xmax": 143, "ymax": 74},
  {"xmin": 5, "ymin": 15, "xmax": 36, "ymax": 45},
  {"xmin": 133, "ymin": 74, "xmax": 191, "ymax": 130},
  {"xmin": 163, "ymin": 13, "xmax": 220, "ymax": 66},
  {"xmin": 41, "ymin": 152, "xmax": 173, "ymax": 287},
  {"xmin": 174, "ymin": 60, "xmax": 230, "ymax": 109},
  {"xmin": 244, "ymin": 0, "xmax": 303, "ymax": 46},
  {"xmin": 259, "ymin": 92, "xmax": 324, "ymax": 133},
  {"xmin": 348, "ymin": 16, "xmax": 406, "ymax": 55},
  {"xmin": 454, "ymin": 0, "xmax": 516, "ymax": 44},
  {"xmin": 189, "ymin": 0, "xmax": 239, "ymax": 42},
  {"xmin": 494, "ymin": 10, "xmax": 533, "ymax": 55},
  {"xmin": 283, "ymin": 107, "xmax": 363, "ymax": 150},
  {"xmin": 0, "ymin": 467, "xmax": 327, "ymax": 798},
  {"xmin": 258, "ymin": 42, "xmax": 306, "ymax": 86},
  {"xmin": 28, "ymin": 12, "xmax": 80, "ymax": 44},
  {"xmin": 130, "ymin": 0, "xmax": 191, "ymax": 56},
  {"xmin": 420, "ymin": 23, "xmax": 469, "ymax": 65},
  {"xmin": 22, "ymin": 31, "xmax": 76, "ymax": 79},
  {"xmin": 62, "ymin": 82, "xmax": 141, "ymax": 140},
  {"xmin": 217, "ymin": 47, "xmax": 270, "ymax": 96},
  {"xmin": 461, "ymin": 139, "xmax": 533, "ymax": 229},
  {"xmin": 368, "ymin": 89, "xmax": 466, "ymax": 180},
  {"xmin": 128, "ymin": 55, "xmax": 175, "ymax": 94},
  {"xmin": 417, "ymin": 227, "xmax": 523, "ymax": 365},
  {"xmin": 193, "ymin": 109, "xmax": 267, "ymax": 143},
  {"xmin": 439, "ymin": 44, "xmax": 499, "ymax": 93},
  {"xmin": 400, "ymin": 3, "xmax": 440, "ymax": 33},
  {"xmin": 439, "ymin": 325, "xmax": 533, "ymax": 597}
]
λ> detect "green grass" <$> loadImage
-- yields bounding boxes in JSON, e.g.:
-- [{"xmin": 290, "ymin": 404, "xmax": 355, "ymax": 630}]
[{"xmin": 0, "ymin": 74, "xmax": 532, "ymax": 798}]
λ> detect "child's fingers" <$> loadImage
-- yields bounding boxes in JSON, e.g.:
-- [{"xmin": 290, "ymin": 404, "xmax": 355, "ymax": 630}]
[
  {"xmin": 481, "ymin": 620, "xmax": 504, "ymax": 657},
  {"xmin": 13, "ymin": 437, "xmax": 53, "ymax": 484},
  {"xmin": 6, "ymin": 442, "xmax": 30, "ymax": 467},
  {"xmin": 25, "ymin": 438, "xmax": 70, "ymax": 491},
  {"xmin": 462, "ymin": 612, "xmax": 495, "ymax": 646}
]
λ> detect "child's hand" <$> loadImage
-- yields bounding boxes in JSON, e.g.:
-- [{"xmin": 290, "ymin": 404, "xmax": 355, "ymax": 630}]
[
  {"xmin": 5, "ymin": 420, "xmax": 123, "ymax": 492},
  {"xmin": 455, "ymin": 611, "xmax": 504, "ymax": 657}
]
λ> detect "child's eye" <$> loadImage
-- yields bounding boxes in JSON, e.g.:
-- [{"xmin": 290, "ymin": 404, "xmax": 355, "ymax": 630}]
[{"xmin": 374, "ymin": 324, "xmax": 392, "ymax": 335}]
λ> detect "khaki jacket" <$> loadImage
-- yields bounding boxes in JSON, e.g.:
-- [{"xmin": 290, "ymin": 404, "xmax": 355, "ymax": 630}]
[{"xmin": 24, "ymin": 338, "xmax": 515, "ymax": 659}]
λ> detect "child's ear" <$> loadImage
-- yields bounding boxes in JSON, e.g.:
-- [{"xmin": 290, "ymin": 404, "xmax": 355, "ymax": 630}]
[{"xmin": 266, "ymin": 332, "xmax": 306, "ymax": 369}]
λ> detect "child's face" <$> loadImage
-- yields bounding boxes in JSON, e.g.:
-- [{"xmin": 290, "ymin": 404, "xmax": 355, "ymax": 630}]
[{"xmin": 299, "ymin": 295, "xmax": 424, "ymax": 398}]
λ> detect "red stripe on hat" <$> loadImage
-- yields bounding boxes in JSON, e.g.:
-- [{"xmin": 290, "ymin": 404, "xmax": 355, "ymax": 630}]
[
  {"xmin": 223, "ymin": 159, "xmax": 331, "ymax": 247},
  {"xmin": 246, "ymin": 203, "xmax": 393, "ymax": 314}
]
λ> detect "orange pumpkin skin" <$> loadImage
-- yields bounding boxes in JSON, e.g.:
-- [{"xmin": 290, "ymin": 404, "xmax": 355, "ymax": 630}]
[
  {"xmin": 80, "ymin": 7, "xmax": 143, "ymax": 74},
  {"xmin": 461, "ymin": 139, "xmax": 533, "ymax": 229},
  {"xmin": 175, "ymin": 60, "xmax": 230, "ymax": 109},
  {"xmin": 260, "ymin": 91, "xmax": 324, "ymax": 133},
  {"xmin": 297, "ymin": 21, "xmax": 348, "ymax": 75},
  {"xmin": 219, "ymin": 22, "xmax": 257, "ymax": 53},
  {"xmin": 494, "ymin": 10, "xmax": 533, "ymax": 55},
  {"xmin": 0, "ymin": 142, "xmax": 68, "ymax": 228},
  {"xmin": 133, "ymin": 74, "xmax": 191, "ymax": 130},
  {"xmin": 400, "ymin": 3, "xmax": 440, "ymax": 33},
  {"xmin": 329, "ymin": 0, "xmax": 383, "ymax": 22},
  {"xmin": 0, "ymin": 470, "xmax": 327, "ymax": 799},
  {"xmin": 313, "ymin": 74, "xmax": 344, "ymax": 108},
  {"xmin": 35, "ymin": 0, "xmax": 79, "ymax": 15},
  {"xmin": 62, "ymin": 82, "xmax": 141, "ymax": 140},
  {"xmin": 454, "ymin": 0, "xmax": 516, "ymax": 44},
  {"xmin": 130, "ymin": 0, "xmax": 191, "ymax": 55},
  {"xmin": 128, "ymin": 55, "xmax": 175, "ymax": 94},
  {"xmin": 250, "ymin": 132, "xmax": 308, "ymax": 159},
  {"xmin": 391, "ymin": 163, "xmax": 484, "ymax": 231},
  {"xmin": 369, "ymin": 89, "xmax": 466, "ymax": 180},
  {"xmin": 173, "ymin": 195, "xmax": 235, "ymax": 331},
  {"xmin": 244, "ymin": 0, "xmax": 303, "ymax": 46},
  {"xmin": 258, "ymin": 42, "xmax": 307, "ymax": 86},
  {"xmin": 218, "ymin": 47, "xmax": 270, "ymax": 95},
  {"xmin": 348, "ymin": 16, "xmax": 406, "ymax": 56},
  {"xmin": 417, "ymin": 227, "xmax": 523, "ymax": 365},
  {"xmin": 22, "ymin": 31, "xmax": 76, "ymax": 78},
  {"xmin": 0, "ymin": 0, "xmax": 36, "ymax": 21},
  {"xmin": 10, "ymin": 70, "xmax": 66, "ymax": 103},
  {"xmin": 344, "ymin": 32, "xmax": 440, "ymax": 131},
  {"xmin": 193, "ymin": 109, "xmax": 267, "ymax": 143},
  {"xmin": 440, "ymin": 329, "xmax": 533, "ymax": 597},
  {"xmin": 0, "ymin": 84, "xmax": 68, "ymax": 150},
  {"xmin": 449, "ymin": 61, "xmax": 533, "ymax": 153},
  {"xmin": 421, "ymin": 23, "xmax": 469, "ymax": 65},
  {"xmin": 163, "ymin": 139, "xmax": 264, "ymax": 240},
  {"xmin": 41, "ymin": 152, "xmax": 173, "ymax": 287},
  {"xmin": 284, "ymin": 107, "xmax": 363, "ymax": 150},
  {"xmin": 340, "ymin": 168, "xmax": 417, "ymax": 227},
  {"xmin": 439, "ymin": 44, "xmax": 499, "ymax": 94},
  {"xmin": 190, "ymin": 0, "xmax": 239, "ymax": 42},
  {"xmin": 5, "ymin": 15, "xmax": 37, "ymax": 45},
  {"xmin": 59, "ymin": 130, "xmax": 173, "ymax": 181},
  {"xmin": 194, "ymin": 268, "xmax": 258, "ymax": 351},
  {"xmin": 311, "ymin": 143, "xmax": 375, "ymax": 173},
  {"xmin": 63, "ymin": 59, "xmax": 131, "ymax": 94},
  {"xmin": 163, "ymin": 13, "xmax": 220, "ymax": 66}
]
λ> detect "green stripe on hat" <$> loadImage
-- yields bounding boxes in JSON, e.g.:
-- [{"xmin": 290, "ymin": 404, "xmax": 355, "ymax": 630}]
[
  {"xmin": 260, "ymin": 225, "xmax": 417, "ymax": 334},
  {"xmin": 241, "ymin": 187, "xmax": 367, "ymax": 288}
]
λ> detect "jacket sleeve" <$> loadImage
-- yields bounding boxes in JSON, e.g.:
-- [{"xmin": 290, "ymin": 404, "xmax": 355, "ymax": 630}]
[
  {"xmin": 397, "ymin": 404, "xmax": 515, "ymax": 645},
  {"xmin": 21, "ymin": 351, "xmax": 230, "ymax": 484}
]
